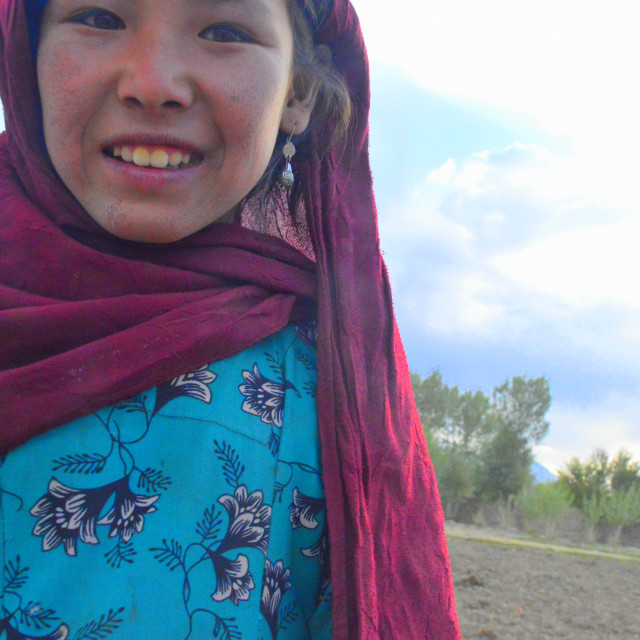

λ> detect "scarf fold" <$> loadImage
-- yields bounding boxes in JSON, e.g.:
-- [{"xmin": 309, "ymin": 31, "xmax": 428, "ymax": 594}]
[{"xmin": 0, "ymin": 1, "xmax": 459, "ymax": 637}]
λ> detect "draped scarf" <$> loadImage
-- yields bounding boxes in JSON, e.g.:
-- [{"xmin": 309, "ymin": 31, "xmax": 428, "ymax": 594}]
[{"xmin": 0, "ymin": 1, "xmax": 460, "ymax": 637}]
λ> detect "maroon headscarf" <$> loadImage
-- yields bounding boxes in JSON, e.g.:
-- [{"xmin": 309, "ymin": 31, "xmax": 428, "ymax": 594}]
[{"xmin": 0, "ymin": 1, "xmax": 459, "ymax": 637}]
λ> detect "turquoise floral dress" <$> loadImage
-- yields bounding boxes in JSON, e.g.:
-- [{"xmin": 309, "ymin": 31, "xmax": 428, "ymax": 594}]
[{"xmin": 0, "ymin": 322, "xmax": 331, "ymax": 640}]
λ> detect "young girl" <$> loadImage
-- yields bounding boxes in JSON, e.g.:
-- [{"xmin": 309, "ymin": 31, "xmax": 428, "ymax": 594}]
[{"xmin": 0, "ymin": 1, "xmax": 459, "ymax": 638}]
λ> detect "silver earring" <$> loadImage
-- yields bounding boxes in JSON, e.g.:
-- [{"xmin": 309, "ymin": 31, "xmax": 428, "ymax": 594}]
[{"xmin": 279, "ymin": 126, "xmax": 296, "ymax": 188}]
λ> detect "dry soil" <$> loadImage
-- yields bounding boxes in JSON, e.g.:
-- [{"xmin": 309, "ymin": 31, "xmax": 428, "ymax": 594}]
[{"xmin": 447, "ymin": 526, "xmax": 640, "ymax": 640}]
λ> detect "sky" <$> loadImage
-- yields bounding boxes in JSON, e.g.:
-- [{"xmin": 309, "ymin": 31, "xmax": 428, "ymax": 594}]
[
  {"xmin": 2, "ymin": 0, "xmax": 639, "ymax": 473},
  {"xmin": 351, "ymin": 0, "xmax": 640, "ymax": 472}
]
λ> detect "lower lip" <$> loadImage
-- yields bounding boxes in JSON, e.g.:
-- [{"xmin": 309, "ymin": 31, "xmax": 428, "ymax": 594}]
[{"xmin": 102, "ymin": 153, "xmax": 202, "ymax": 191}]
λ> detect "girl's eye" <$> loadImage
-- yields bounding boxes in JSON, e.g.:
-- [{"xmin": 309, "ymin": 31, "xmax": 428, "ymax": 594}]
[
  {"xmin": 70, "ymin": 10, "xmax": 125, "ymax": 30},
  {"xmin": 199, "ymin": 25, "xmax": 252, "ymax": 43}
]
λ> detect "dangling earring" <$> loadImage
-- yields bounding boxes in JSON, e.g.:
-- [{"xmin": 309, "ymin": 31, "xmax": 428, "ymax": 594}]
[{"xmin": 279, "ymin": 125, "xmax": 296, "ymax": 188}]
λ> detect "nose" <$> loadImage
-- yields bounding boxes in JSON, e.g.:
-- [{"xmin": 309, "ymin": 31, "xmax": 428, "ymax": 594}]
[{"xmin": 116, "ymin": 32, "xmax": 194, "ymax": 114}]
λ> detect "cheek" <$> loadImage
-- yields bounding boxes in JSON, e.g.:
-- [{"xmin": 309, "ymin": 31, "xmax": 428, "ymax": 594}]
[
  {"xmin": 38, "ymin": 45, "xmax": 95, "ymax": 157},
  {"xmin": 221, "ymin": 67, "xmax": 289, "ymax": 163}
]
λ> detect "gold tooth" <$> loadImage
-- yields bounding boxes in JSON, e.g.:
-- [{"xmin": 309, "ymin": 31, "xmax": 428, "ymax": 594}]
[{"xmin": 113, "ymin": 146, "xmax": 121, "ymax": 157}]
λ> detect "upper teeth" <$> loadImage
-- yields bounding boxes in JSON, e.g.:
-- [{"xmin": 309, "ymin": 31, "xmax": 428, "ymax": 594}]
[{"xmin": 112, "ymin": 145, "xmax": 193, "ymax": 168}]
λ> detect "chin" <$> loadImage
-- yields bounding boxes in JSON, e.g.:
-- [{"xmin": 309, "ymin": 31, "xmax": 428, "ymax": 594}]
[{"xmin": 89, "ymin": 204, "xmax": 228, "ymax": 244}]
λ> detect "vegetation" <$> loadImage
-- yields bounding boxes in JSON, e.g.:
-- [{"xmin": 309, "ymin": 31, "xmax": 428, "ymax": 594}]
[
  {"xmin": 515, "ymin": 482, "xmax": 569, "ymax": 537},
  {"xmin": 411, "ymin": 371, "xmax": 550, "ymax": 517},
  {"xmin": 559, "ymin": 449, "xmax": 640, "ymax": 544},
  {"xmin": 412, "ymin": 370, "xmax": 640, "ymax": 543}
]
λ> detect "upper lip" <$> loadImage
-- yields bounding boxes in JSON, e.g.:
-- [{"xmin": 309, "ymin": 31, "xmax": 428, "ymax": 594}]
[{"xmin": 102, "ymin": 133, "xmax": 204, "ymax": 157}]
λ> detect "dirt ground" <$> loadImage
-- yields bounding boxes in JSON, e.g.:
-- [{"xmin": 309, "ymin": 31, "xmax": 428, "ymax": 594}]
[{"xmin": 447, "ymin": 525, "xmax": 640, "ymax": 640}]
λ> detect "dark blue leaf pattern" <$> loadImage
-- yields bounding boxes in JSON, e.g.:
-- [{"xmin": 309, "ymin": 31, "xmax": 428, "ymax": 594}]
[
  {"xmin": 136, "ymin": 467, "xmax": 171, "ymax": 492},
  {"xmin": 18, "ymin": 602, "xmax": 59, "ymax": 630},
  {"xmin": 51, "ymin": 453, "xmax": 107, "ymax": 475},
  {"xmin": 72, "ymin": 607, "xmax": 125, "ymax": 640},
  {"xmin": 214, "ymin": 441, "xmax": 245, "ymax": 488},
  {"xmin": 104, "ymin": 539, "xmax": 137, "ymax": 569},
  {"xmin": 1, "ymin": 326, "xmax": 327, "ymax": 639},
  {"xmin": 1, "ymin": 556, "xmax": 123, "ymax": 640},
  {"xmin": 196, "ymin": 505, "xmax": 224, "ymax": 543},
  {"xmin": 150, "ymin": 539, "xmax": 184, "ymax": 572}
]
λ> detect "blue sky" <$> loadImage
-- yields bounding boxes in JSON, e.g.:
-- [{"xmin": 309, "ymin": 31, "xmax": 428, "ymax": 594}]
[
  {"xmin": 354, "ymin": 0, "xmax": 640, "ymax": 471},
  {"xmin": 2, "ymin": 0, "xmax": 639, "ymax": 472}
]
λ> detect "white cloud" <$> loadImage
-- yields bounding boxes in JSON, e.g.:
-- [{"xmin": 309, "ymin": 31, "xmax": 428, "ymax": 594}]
[
  {"xmin": 427, "ymin": 158, "xmax": 457, "ymax": 186},
  {"xmin": 380, "ymin": 140, "xmax": 640, "ymax": 363},
  {"xmin": 536, "ymin": 397, "xmax": 640, "ymax": 473},
  {"xmin": 352, "ymin": 0, "xmax": 640, "ymax": 152},
  {"xmin": 493, "ymin": 217, "xmax": 640, "ymax": 310}
]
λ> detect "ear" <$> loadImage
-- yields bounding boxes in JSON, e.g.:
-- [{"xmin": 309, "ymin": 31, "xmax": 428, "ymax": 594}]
[{"xmin": 280, "ymin": 46, "xmax": 329, "ymax": 135}]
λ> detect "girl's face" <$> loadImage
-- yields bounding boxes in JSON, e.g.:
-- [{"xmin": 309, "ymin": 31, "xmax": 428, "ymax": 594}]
[{"xmin": 38, "ymin": 0, "xmax": 302, "ymax": 243}]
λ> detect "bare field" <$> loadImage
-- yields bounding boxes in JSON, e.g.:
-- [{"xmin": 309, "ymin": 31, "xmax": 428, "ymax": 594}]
[{"xmin": 447, "ymin": 526, "xmax": 640, "ymax": 640}]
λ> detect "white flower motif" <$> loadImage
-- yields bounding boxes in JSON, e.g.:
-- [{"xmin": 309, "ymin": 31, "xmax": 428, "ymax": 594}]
[
  {"xmin": 260, "ymin": 559, "xmax": 292, "ymax": 636},
  {"xmin": 208, "ymin": 551, "xmax": 255, "ymax": 605},
  {"xmin": 239, "ymin": 364, "xmax": 298, "ymax": 427},
  {"xmin": 99, "ymin": 484, "xmax": 159, "ymax": 542},
  {"xmin": 30, "ymin": 478, "xmax": 108, "ymax": 556},
  {"xmin": 217, "ymin": 485, "xmax": 271, "ymax": 553},
  {"xmin": 153, "ymin": 365, "xmax": 217, "ymax": 414},
  {"xmin": 171, "ymin": 366, "xmax": 217, "ymax": 403}
]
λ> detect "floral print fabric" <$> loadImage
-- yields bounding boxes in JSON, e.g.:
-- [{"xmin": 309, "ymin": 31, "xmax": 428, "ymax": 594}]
[{"xmin": 0, "ymin": 324, "xmax": 331, "ymax": 640}]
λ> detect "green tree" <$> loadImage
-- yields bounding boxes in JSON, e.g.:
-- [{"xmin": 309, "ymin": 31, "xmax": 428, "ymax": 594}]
[
  {"xmin": 411, "ymin": 371, "xmax": 451, "ymax": 433},
  {"xmin": 475, "ymin": 422, "xmax": 533, "ymax": 501},
  {"xmin": 558, "ymin": 448, "xmax": 638, "ymax": 509},
  {"xmin": 427, "ymin": 441, "xmax": 477, "ymax": 520},
  {"xmin": 476, "ymin": 376, "xmax": 551, "ymax": 501},
  {"xmin": 558, "ymin": 450, "xmax": 610, "ymax": 509},
  {"xmin": 492, "ymin": 375, "xmax": 551, "ymax": 442},
  {"xmin": 610, "ymin": 450, "xmax": 640, "ymax": 493},
  {"xmin": 411, "ymin": 371, "xmax": 489, "ymax": 517},
  {"xmin": 411, "ymin": 371, "xmax": 489, "ymax": 449}
]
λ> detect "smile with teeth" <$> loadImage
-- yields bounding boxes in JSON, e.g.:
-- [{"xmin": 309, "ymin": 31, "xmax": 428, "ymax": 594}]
[{"xmin": 104, "ymin": 145, "xmax": 200, "ymax": 169}]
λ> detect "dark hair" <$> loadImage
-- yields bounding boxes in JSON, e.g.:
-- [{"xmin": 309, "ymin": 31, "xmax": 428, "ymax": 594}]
[
  {"xmin": 289, "ymin": 0, "xmax": 352, "ymax": 148},
  {"xmin": 246, "ymin": 0, "xmax": 352, "ymax": 213}
]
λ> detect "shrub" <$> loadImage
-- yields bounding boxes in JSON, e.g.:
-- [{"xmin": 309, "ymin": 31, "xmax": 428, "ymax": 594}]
[
  {"xmin": 601, "ymin": 486, "xmax": 640, "ymax": 546},
  {"xmin": 515, "ymin": 482, "xmax": 569, "ymax": 537}
]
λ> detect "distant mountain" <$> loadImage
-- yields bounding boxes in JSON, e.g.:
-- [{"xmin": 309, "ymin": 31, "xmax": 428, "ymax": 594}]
[{"xmin": 531, "ymin": 461, "xmax": 558, "ymax": 484}]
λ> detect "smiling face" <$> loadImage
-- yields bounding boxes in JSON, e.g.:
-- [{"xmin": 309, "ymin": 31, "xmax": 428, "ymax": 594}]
[{"xmin": 37, "ymin": 0, "xmax": 308, "ymax": 243}]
